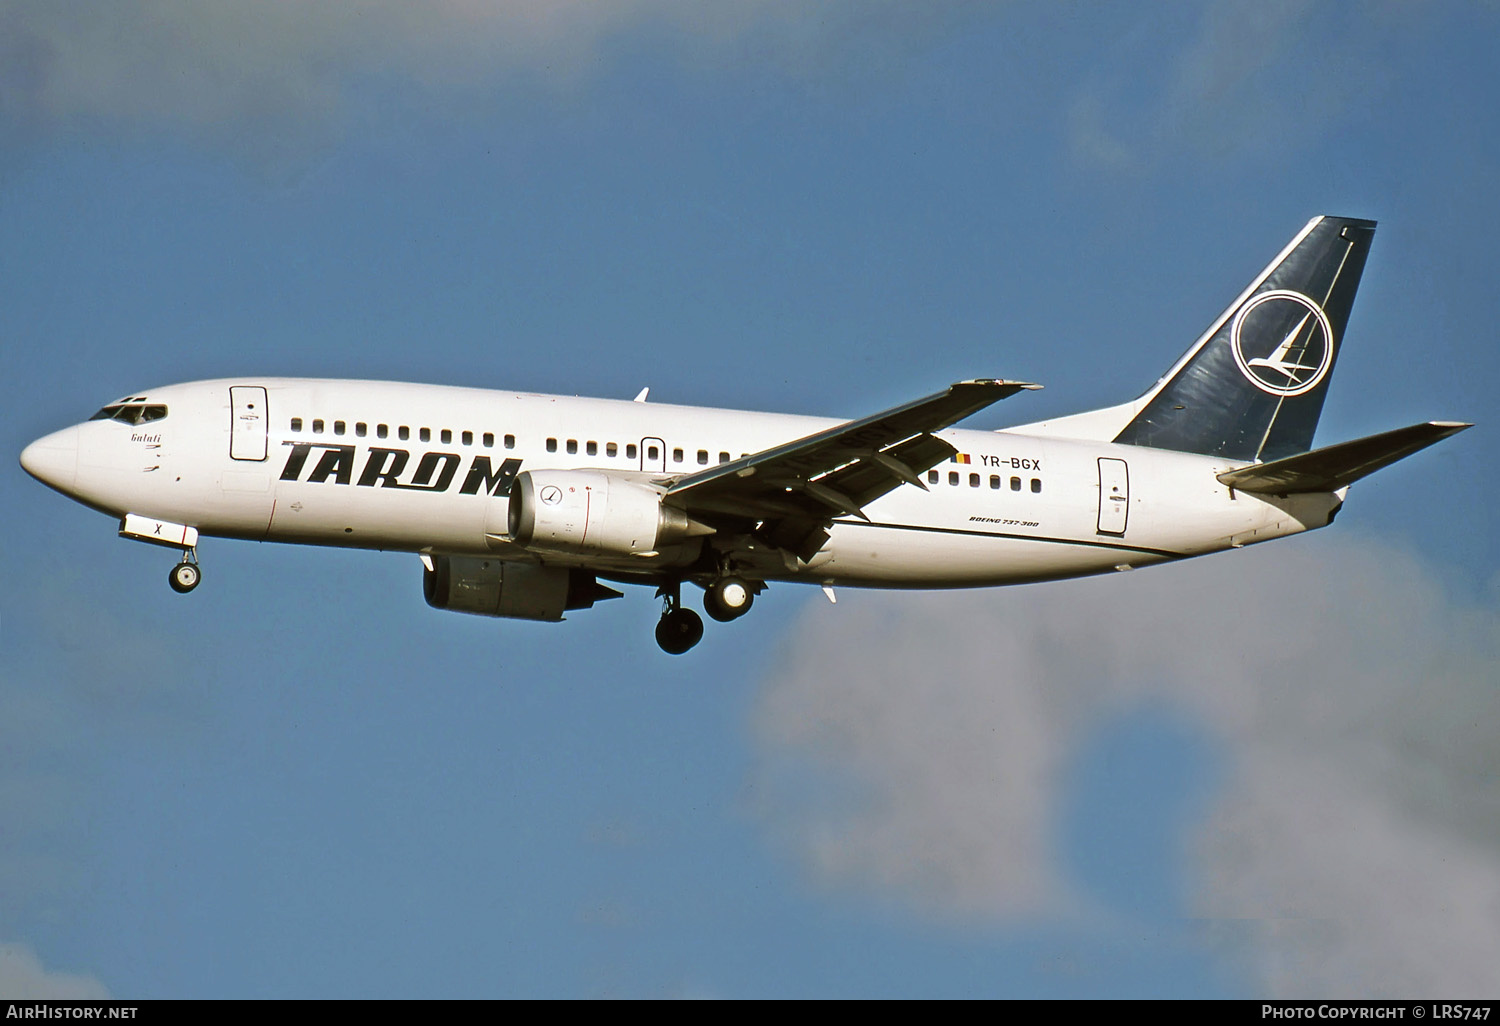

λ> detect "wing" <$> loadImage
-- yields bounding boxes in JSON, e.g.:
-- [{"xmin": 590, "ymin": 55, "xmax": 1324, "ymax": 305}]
[{"xmin": 665, "ymin": 378, "xmax": 1040, "ymax": 560}]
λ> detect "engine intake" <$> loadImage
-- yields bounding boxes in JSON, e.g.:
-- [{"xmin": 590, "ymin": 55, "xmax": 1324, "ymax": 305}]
[
  {"xmin": 423, "ymin": 556, "xmax": 621, "ymax": 621},
  {"xmin": 507, "ymin": 469, "xmax": 713, "ymax": 556}
]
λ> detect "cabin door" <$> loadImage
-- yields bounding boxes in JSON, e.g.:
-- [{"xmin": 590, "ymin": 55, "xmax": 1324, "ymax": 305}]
[
  {"xmin": 1097, "ymin": 457, "xmax": 1129, "ymax": 535},
  {"xmin": 229, "ymin": 385, "xmax": 268, "ymax": 461}
]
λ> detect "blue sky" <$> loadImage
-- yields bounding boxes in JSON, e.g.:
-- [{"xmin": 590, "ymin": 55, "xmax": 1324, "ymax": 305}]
[{"xmin": 2, "ymin": 1, "xmax": 1497, "ymax": 998}]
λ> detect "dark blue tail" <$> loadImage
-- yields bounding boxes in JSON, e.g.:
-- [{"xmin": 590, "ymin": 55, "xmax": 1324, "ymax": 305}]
[{"xmin": 1114, "ymin": 216, "xmax": 1376, "ymax": 462}]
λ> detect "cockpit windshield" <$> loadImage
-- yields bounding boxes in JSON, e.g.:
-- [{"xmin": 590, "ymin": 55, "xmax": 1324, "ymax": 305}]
[{"xmin": 89, "ymin": 403, "xmax": 168, "ymax": 425}]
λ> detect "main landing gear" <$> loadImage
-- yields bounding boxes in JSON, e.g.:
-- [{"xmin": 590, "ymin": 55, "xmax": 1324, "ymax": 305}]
[
  {"xmin": 704, "ymin": 575, "xmax": 754, "ymax": 622},
  {"xmin": 655, "ymin": 580, "xmax": 704, "ymax": 656},
  {"xmin": 654, "ymin": 575, "xmax": 758, "ymax": 654},
  {"xmin": 168, "ymin": 549, "xmax": 201, "ymax": 594}
]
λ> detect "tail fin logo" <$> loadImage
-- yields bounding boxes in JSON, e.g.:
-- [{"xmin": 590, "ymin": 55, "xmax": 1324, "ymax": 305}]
[{"xmin": 1230, "ymin": 290, "xmax": 1335, "ymax": 397}]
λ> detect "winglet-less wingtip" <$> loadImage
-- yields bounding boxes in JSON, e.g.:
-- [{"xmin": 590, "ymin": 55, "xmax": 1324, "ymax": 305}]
[{"xmin": 957, "ymin": 378, "xmax": 1042, "ymax": 391}]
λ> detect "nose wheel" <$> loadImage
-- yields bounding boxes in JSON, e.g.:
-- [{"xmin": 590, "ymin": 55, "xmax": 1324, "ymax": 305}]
[{"xmin": 168, "ymin": 551, "xmax": 201, "ymax": 594}]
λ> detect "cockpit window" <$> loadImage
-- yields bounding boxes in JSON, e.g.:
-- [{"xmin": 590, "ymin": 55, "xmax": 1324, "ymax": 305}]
[{"xmin": 89, "ymin": 404, "xmax": 168, "ymax": 425}]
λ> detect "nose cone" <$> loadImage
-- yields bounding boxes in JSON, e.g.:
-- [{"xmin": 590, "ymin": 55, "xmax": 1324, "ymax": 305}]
[{"xmin": 20, "ymin": 425, "xmax": 80, "ymax": 493}]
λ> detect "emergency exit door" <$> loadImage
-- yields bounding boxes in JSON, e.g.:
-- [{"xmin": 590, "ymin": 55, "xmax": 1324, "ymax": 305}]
[{"xmin": 640, "ymin": 436, "xmax": 667, "ymax": 474}]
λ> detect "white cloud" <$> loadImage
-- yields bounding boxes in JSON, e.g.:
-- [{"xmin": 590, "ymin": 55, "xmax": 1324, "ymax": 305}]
[
  {"xmin": 2, "ymin": 2, "xmax": 592, "ymax": 128},
  {"xmin": 0, "ymin": 942, "xmax": 108, "ymax": 999},
  {"xmin": 0, "ymin": 580, "xmax": 201, "ymax": 941},
  {"xmin": 1066, "ymin": 1, "xmax": 1415, "ymax": 171},
  {"xmin": 1196, "ymin": 756, "xmax": 1500, "ymax": 996},
  {"xmin": 0, "ymin": 0, "xmax": 979, "ymax": 180},
  {"xmin": 750, "ymin": 535, "xmax": 1500, "ymax": 994},
  {"xmin": 0, "ymin": 1, "xmax": 970, "ymax": 133},
  {"xmin": 752, "ymin": 596, "xmax": 1073, "ymax": 918}
]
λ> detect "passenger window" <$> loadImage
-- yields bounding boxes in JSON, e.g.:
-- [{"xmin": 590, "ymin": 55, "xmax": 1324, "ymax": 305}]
[
  {"xmin": 419, "ymin": 428, "xmax": 431, "ymax": 443},
  {"xmin": 462, "ymin": 431, "xmax": 473, "ymax": 446},
  {"xmin": 355, "ymin": 422, "xmax": 367, "ymax": 437},
  {"xmin": 377, "ymin": 424, "xmax": 389, "ymax": 439},
  {"xmin": 546, "ymin": 438, "xmax": 557, "ymax": 453},
  {"xmin": 398, "ymin": 426, "xmax": 409, "ymax": 441},
  {"xmin": 697, "ymin": 449, "xmax": 709, "ymax": 465},
  {"xmin": 628, "ymin": 444, "xmax": 639, "ymax": 459},
  {"xmin": 334, "ymin": 421, "xmax": 346, "ymax": 435},
  {"xmin": 928, "ymin": 470, "xmax": 939, "ymax": 484},
  {"xmin": 673, "ymin": 448, "xmax": 684, "ymax": 463},
  {"xmin": 606, "ymin": 442, "xmax": 617, "ymax": 457},
  {"xmin": 990, "ymin": 475, "xmax": 1001, "ymax": 489},
  {"xmin": 949, "ymin": 471, "xmax": 959, "ymax": 486},
  {"xmin": 441, "ymin": 429, "xmax": 452, "ymax": 444},
  {"xmin": 1031, "ymin": 478, "xmax": 1042, "ymax": 493},
  {"xmin": 719, "ymin": 452, "xmax": 730, "ymax": 464},
  {"xmin": 567, "ymin": 439, "xmax": 578, "ymax": 455},
  {"xmin": 504, "ymin": 434, "xmax": 515, "ymax": 449},
  {"xmin": 482, "ymin": 432, "xmax": 493, "ymax": 447},
  {"xmin": 970, "ymin": 473, "xmax": 980, "ymax": 487},
  {"xmin": 290, "ymin": 417, "xmax": 303, "ymax": 432},
  {"xmin": 1011, "ymin": 477, "xmax": 1021, "ymax": 491},
  {"xmin": 587, "ymin": 441, "xmax": 598, "ymax": 456},
  {"xmin": 647, "ymin": 445, "xmax": 659, "ymax": 460},
  {"xmin": 313, "ymin": 419, "xmax": 324, "ymax": 434}
]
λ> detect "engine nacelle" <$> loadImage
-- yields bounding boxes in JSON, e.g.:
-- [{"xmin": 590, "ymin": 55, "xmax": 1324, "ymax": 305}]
[
  {"xmin": 507, "ymin": 469, "xmax": 712, "ymax": 556},
  {"xmin": 423, "ymin": 556, "xmax": 620, "ymax": 622}
]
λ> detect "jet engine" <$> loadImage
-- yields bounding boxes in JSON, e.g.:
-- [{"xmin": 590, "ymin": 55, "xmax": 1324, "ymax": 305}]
[
  {"xmin": 423, "ymin": 555, "xmax": 620, "ymax": 621},
  {"xmin": 507, "ymin": 469, "xmax": 713, "ymax": 556}
]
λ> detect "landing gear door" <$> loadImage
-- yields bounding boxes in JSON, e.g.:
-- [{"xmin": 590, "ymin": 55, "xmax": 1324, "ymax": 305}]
[
  {"xmin": 1097, "ymin": 457, "xmax": 1129, "ymax": 536},
  {"xmin": 229, "ymin": 386, "xmax": 269, "ymax": 461},
  {"xmin": 640, "ymin": 436, "xmax": 667, "ymax": 474}
]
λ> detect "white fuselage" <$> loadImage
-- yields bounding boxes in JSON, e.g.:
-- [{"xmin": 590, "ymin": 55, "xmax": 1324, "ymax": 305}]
[{"xmin": 27, "ymin": 377, "xmax": 1340, "ymax": 588}]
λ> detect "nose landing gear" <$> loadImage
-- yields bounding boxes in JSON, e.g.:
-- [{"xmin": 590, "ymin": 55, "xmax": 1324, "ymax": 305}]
[{"xmin": 168, "ymin": 549, "xmax": 201, "ymax": 594}]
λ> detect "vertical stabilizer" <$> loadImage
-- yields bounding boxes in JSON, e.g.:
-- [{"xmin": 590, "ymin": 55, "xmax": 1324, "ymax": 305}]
[{"xmin": 1113, "ymin": 216, "xmax": 1375, "ymax": 462}]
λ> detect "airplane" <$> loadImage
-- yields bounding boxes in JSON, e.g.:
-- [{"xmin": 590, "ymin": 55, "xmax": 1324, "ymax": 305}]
[{"xmin": 19, "ymin": 216, "xmax": 1471, "ymax": 654}]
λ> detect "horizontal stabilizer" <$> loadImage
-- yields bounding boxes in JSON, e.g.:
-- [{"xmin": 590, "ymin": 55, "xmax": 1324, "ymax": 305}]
[{"xmin": 1216, "ymin": 421, "xmax": 1471, "ymax": 494}]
